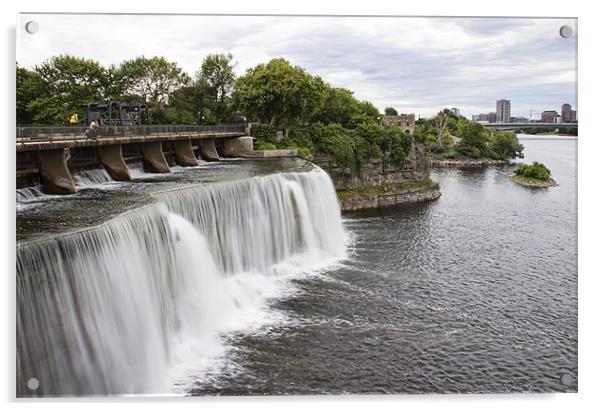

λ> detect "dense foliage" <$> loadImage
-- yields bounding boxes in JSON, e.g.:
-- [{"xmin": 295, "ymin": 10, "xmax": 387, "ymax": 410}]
[
  {"xmin": 515, "ymin": 162, "xmax": 551, "ymax": 181},
  {"xmin": 414, "ymin": 110, "xmax": 524, "ymax": 160},
  {"xmin": 16, "ymin": 54, "xmax": 234, "ymax": 125},
  {"xmin": 17, "ymin": 54, "xmax": 417, "ymax": 175}
]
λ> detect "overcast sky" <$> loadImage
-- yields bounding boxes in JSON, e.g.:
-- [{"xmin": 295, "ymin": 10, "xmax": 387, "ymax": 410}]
[{"xmin": 17, "ymin": 14, "xmax": 577, "ymax": 119}]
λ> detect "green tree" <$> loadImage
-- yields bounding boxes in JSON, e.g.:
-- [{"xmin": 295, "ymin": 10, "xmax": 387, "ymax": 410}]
[
  {"xmin": 233, "ymin": 58, "xmax": 324, "ymax": 127},
  {"xmin": 384, "ymin": 107, "xmax": 398, "ymax": 116},
  {"xmin": 27, "ymin": 55, "xmax": 107, "ymax": 124},
  {"xmin": 456, "ymin": 119, "xmax": 490, "ymax": 158},
  {"xmin": 16, "ymin": 65, "xmax": 46, "ymax": 124},
  {"xmin": 118, "ymin": 56, "xmax": 190, "ymax": 122},
  {"xmin": 313, "ymin": 87, "xmax": 359, "ymax": 128},
  {"xmin": 196, "ymin": 53, "xmax": 236, "ymax": 123},
  {"xmin": 490, "ymin": 131, "xmax": 524, "ymax": 159},
  {"xmin": 516, "ymin": 162, "xmax": 551, "ymax": 181},
  {"xmin": 165, "ymin": 85, "xmax": 202, "ymax": 124},
  {"xmin": 433, "ymin": 108, "xmax": 457, "ymax": 149}
]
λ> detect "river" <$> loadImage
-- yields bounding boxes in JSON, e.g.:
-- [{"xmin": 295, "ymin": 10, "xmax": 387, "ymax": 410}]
[
  {"xmin": 189, "ymin": 135, "xmax": 577, "ymax": 395},
  {"xmin": 16, "ymin": 135, "xmax": 577, "ymax": 396}
]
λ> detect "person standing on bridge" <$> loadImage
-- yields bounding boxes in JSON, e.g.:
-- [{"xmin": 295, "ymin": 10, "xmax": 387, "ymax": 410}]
[{"xmin": 85, "ymin": 120, "xmax": 98, "ymax": 140}]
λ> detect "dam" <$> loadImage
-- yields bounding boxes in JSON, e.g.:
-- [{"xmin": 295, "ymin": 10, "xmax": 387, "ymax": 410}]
[{"xmin": 16, "ymin": 124, "xmax": 256, "ymax": 194}]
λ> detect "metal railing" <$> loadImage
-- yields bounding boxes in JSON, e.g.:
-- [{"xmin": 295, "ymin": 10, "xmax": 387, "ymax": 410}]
[{"xmin": 16, "ymin": 124, "xmax": 247, "ymax": 143}]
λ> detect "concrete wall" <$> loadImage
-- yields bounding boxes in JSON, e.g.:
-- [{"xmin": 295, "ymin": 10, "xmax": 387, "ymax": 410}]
[
  {"xmin": 35, "ymin": 149, "xmax": 76, "ymax": 194},
  {"xmin": 142, "ymin": 142, "xmax": 171, "ymax": 173},
  {"xmin": 173, "ymin": 140, "xmax": 199, "ymax": 167},
  {"xmin": 197, "ymin": 138, "xmax": 221, "ymax": 162},
  {"xmin": 97, "ymin": 145, "xmax": 132, "ymax": 181},
  {"xmin": 222, "ymin": 137, "xmax": 254, "ymax": 157},
  {"xmin": 17, "ymin": 135, "xmax": 252, "ymax": 193}
]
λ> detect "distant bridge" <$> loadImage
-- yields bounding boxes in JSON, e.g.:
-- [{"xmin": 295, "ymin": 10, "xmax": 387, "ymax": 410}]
[
  {"xmin": 482, "ymin": 122, "xmax": 578, "ymax": 131},
  {"xmin": 16, "ymin": 124, "xmax": 257, "ymax": 194}
]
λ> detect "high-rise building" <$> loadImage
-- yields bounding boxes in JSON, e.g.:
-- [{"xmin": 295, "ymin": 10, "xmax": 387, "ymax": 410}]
[
  {"xmin": 496, "ymin": 99, "xmax": 511, "ymax": 123},
  {"xmin": 561, "ymin": 103, "xmax": 577, "ymax": 123},
  {"xmin": 450, "ymin": 107, "xmax": 460, "ymax": 117},
  {"xmin": 561, "ymin": 104, "xmax": 572, "ymax": 122}
]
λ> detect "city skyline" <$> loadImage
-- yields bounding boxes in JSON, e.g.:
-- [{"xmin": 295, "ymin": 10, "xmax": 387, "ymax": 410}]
[
  {"xmin": 470, "ymin": 100, "xmax": 577, "ymax": 123},
  {"xmin": 17, "ymin": 14, "xmax": 577, "ymax": 118}
]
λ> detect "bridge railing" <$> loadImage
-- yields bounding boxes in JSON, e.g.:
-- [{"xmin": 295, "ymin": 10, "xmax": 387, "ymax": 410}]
[{"xmin": 16, "ymin": 124, "xmax": 247, "ymax": 143}]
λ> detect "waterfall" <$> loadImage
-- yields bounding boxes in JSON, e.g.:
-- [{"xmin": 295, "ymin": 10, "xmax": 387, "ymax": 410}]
[
  {"xmin": 16, "ymin": 167, "xmax": 345, "ymax": 396},
  {"xmin": 73, "ymin": 168, "xmax": 114, "ymax": 187}
]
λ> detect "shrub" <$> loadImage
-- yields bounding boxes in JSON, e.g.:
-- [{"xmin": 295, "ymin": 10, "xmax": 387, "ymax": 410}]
[
  {"xmin": 490, "ymin": 131, "xmax": 524, "ymax": 159},
  {"xmin": 296, "ymin": 147, "xmax": 312, "ymax": 159},
  {"xmin": 255, "ymin": 141, "xmax": 277, "ymax": 150},
  {"xmin": 515, "ymin": 162, "xmax": 551, "ymax": 181},
  {"xmin": 250, "ymin": 124, "xmax": 277, "ymax": 144}
]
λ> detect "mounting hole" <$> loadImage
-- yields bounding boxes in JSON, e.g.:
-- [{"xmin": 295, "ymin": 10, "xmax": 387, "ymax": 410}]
[
  {"xmin": 560, "ymin": 373, "xmax": 574, "ymax": 386},
  {"xmin": 559, "ymin": 25, "xmax": 573, "ymax": 38},
  {"xmin": 27, "ymin": 377, "xmax": 39, "ymax": 390},
  {"xmin": 25, "ymin": 21, "xmax": 39, "ymax": 34}
]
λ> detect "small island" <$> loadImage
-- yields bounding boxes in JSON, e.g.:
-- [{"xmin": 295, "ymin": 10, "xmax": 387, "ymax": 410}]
[{"xmin": 510, "ymin": 162, "xmax": 557, "ymax": 188}]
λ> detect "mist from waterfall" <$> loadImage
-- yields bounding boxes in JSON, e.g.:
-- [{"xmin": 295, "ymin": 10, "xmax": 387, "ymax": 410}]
[{"xmin": 16, "ymin": 167, "xmax": 345, "ymax": 396}]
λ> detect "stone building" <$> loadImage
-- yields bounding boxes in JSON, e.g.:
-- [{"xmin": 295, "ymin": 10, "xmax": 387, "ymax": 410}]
[
  {"xmin": 381, "ymin": 113, "xmax": 416, "ymax": 135},
  {"xmin": 541, "ymin": 110, "xmax": 559, "ymax": 123}
]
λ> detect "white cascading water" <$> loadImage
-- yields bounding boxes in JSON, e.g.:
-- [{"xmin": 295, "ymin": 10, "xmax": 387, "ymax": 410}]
[
  {"xmin": 72, "ymin": 168, "xmax": 114, "ymax": 187},
  {"xmin": 16, "ymin": 167, "xmax": 345, "ymax": 396}
]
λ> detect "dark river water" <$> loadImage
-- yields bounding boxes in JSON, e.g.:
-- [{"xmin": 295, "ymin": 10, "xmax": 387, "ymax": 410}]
[{"xmin": 191, "ymin": 136, "xmax": 577, "ymax": 395}]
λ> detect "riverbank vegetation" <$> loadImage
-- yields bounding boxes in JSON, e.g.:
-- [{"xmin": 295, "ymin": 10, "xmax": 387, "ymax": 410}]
[
  {"xmin": 416, "ymin": 109, "xmax": 524, "ymax": 161},
  {"xmin": 17, "ymin": 54, "xmax": 416, "ymax": 176},
  {"xmin": 510, "ymin": 162, "xmax": 556, "ymax": 187},
  {"xmin": 18, "ymin": 53, "xmax": 520, "ymax": 175},
  {"xmin": 17, "ymin": 54, "xmax": 420, "ymax": 175}
]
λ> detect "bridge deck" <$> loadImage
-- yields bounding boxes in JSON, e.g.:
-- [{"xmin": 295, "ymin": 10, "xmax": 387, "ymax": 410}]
[{"xmin": 16, "ymin": 125, "xmax": 247, "ymax": 152}]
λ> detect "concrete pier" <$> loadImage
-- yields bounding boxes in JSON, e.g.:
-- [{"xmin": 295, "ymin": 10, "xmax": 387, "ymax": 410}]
[
  {"xmin": 198, "ymin": 138, "xmax": 221, "ymax": 162},
  {"xmin": 142, "ymin": 142, "xmax": 171, "ymax": 173},
  {"xmin": 97, "ymin": 144, "xmax": 132, "ymax": 181},
  {"xmin": 16, "ymin": 124, "xmax": 256, "ymax": 193},
  {"xmin": 36, "ymin": 149, "xmax": 77, "ymax": 194},
  {"xmin": 173, "ymin": 140, "xmax": 199, "ymax": 167}
]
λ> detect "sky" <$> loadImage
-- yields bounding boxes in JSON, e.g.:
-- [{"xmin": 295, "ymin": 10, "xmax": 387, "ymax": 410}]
[{"xmin": 17, "ymin": 14, "xmax": 577, "ymax": 119}]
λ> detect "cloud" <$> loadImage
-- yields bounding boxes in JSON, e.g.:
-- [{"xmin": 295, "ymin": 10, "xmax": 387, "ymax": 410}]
[{"xmin": 17, "ymin": 14, "xmax": 577, "ymax": 118}]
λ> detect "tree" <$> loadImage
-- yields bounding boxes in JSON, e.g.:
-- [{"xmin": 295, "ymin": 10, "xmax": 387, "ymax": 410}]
[
  {"xmin": 434, "ymin": 108, "xmax": 457, "ymax": 149},
  {"xmin": 27, "ymin": 55, "xmax": 107, "ymax": 124},
  {"xmin": 384, "ymin": 107, "xmax": 398, "ymax": 116},
  {"xmin": 118, "ymin": 56, "xmax": 190, "ymax": 122},
  {"xmin": 166, "ymin": 85, "xmax": 202, "ymax": 124},
  {"xmin": 16, "ymin": 65, "xmax": 46, "ymax": 124},
  {"xmin": 490, "ymin": 131, "xmax": 524, "ymax": 159},
  {"xmin": 456, "ymin": 119, "xmax": 490, "ymax": 158},
  {"xmin": 193, "ymin": 53, "xmax": 237, "ymax": 123},
  {"xmin": 516, "ymin": 162, "xmax": 551, "ymax": 181},
  {"xmin": 233, "ymin": 58, "xmax": 324, "ymax": 127}
]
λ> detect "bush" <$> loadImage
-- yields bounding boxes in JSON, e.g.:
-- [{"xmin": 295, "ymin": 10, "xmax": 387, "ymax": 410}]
[
  {"xmin": 490, "ymin": 131, "xmax": 524, "ymax": 159},
  {"xmin": 255, "ymin": 141, "xmax": 277, "ymax": 150},
  {"xmin": 250, "ymin": 124, "xmax": 277, "ymax": 144},
  {"xmin": 515, "ymin": 162, "xmax": 551, "ymax": 181},
  {"xmin": 297, "ymin": 147, "xmax": 312, "ymax": 159}
]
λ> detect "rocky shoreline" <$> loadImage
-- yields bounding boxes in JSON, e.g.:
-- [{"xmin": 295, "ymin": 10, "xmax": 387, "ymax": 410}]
[
  {"xmin": 428, "ymin": 156, "xmax": 508, "ymax": 168},
  {"xmin": 337, "ymin": 182, "xmax": 441, "ymax": 212},
  {"xmin": 509, "ymin": 175, "xmax": 557, "ymax": 188}
]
